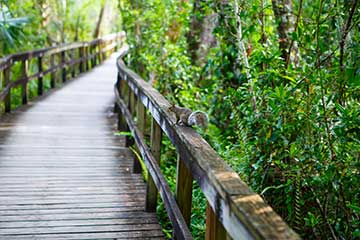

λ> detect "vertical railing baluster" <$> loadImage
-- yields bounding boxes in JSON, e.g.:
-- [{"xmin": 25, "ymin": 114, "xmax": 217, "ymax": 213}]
[
  {"xmin": 91, "ymin": 45, "xmax": 96, "ymax": 68},
  {"xmin": 37, "ymin": 56, "xmax": 43, "ymax": 96},
  {"xmin": 95, "ymin": 44, "xmax": 98, "ymax": 66},
  {"xmin": 122, "ymin": 83, "xmax": 132, "ymax": 147},
  {"xmin": 50, "ymin": 53, "xmax": 56, "ymax": 88},
  {"xmin": 71, "ymin": 48, "xmax": 76, "ymax": 78},
  {"xmin": 205, "ymin": 203, "xmax": 227, "ymax": 240},
  {"xmin": 116, "ymin": 74, "xmax": 130, "ymax": 142},
  {"xmin": 98, "ymin": 42, "xmax": 101, "ymax": 64},
  {"xmin": 136, "ymin": 97, "xmax": 145, "ymax": 135},
  {"xmin": 4, "ymin": 65, "xmax": 11, "ymax": 112},
  {"xmin": 130, "ymin": 92, "xmax": 142, "ymax": 173},
  {"xmin": 79, "ymin": 46, "xmax": 84, "ymax": 73},
  {"xmin": 83, "ymin": 46, "xmax": 86, "ymax": 71},
  {"xmin": 85, "ymin": 45, "xmax": 89, "ymax": 71},
  {"xmin": 61, "ymin": 51, "xmax": 66, "ymax": 83},
  {"xmin": 175, "ymin": 155, "xmax": 193, "ymax": 226},
  {"xmin": 145, "ymin": 118, "xmax": 162, "ymax": 212},
  {"xmin": 102, "ymin": 41, "xmax": 106, "ymax": 60},
  {"xmin": 99, "ymin": 41, "xmax": 103, "ymax": 63},
  {"xmin": 136, "ymin": 97, "xmax": 146, "ymax": 171},
  {"xmin": 21, "ymin": 60, "xmax": 28, "ymax": 105}
]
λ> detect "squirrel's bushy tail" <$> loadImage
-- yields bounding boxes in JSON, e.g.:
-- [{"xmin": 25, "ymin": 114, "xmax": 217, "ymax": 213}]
[{"xmin": 188, "ymin": 111, "xmax": 208, "ymax": 128}]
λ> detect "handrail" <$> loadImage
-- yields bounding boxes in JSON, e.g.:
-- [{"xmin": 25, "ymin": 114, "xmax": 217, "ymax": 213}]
[
  {"xmin": 114, "ymin": 81, "xmax": 192, "ymax": 239},
  {"xmin": 0, "ymin": 32, "xmax": 125, "ymax": 112},
  {"xmin": 114, "ymin": 53, "xmax": 301, "ymax": 239}
]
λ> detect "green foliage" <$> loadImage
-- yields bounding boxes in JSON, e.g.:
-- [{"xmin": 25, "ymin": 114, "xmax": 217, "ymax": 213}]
[
  {"xmin": 157, "ymin": 136, "xmax": 206, "ymax": 239},
  {"xmin": 121, "ymin": 0, "xmax": 359, "ymax": 239},
  {"xmin": 1, "ymin": 0, "xmax": 122, "ymax": 55},
  {"xmin": 1, "ymin": 0, "xmax": 122, "ymax": 115}
]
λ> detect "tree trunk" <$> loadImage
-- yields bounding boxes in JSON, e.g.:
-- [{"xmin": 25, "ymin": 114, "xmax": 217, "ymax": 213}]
[
  {"xmin": 271, "ymin": 0, "xmax": 295, "ymax": 65},
  {"xmin": 187, "ymin": 0, "xmax": 217, "ymax": 66},
  {"xmin": 187, "ymin": 0, "xmax": 203, "ymax": 64},
  {"xmin": 74, "ymin": 15, "xmax": 80, "ymax": 42},
  {"xmin": 93, "ymin": 1, "xmax": 106, "ymax": 38}
]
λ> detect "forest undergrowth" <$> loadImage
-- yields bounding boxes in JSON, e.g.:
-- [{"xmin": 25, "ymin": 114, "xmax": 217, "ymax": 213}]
[
  {"xmin": 1, "ymin": 0, "xmax": 359, "ymax": 239},
  {"xmin": 120, "ymin": 0, "xmax": 360, "ymax": 239}
]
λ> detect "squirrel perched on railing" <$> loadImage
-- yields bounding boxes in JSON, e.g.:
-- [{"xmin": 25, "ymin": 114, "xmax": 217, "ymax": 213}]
[{"xmin": 168, "ymin": 104, "xmax": 208, "ymax": 129}]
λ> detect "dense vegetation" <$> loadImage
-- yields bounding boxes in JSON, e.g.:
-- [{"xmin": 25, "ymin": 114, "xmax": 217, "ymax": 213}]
[
  {"xmin": 1, "ymin": 0, "xmax": 121, "ymax": 108},
  {"xmin": 0, "ymin": 0, "xmax": 121, "ymax": 55},
  {"xmin": 120, "ymin": 0, "xmax": 359, "ymax": 239},
  {"xmin": 1, "ymin": 0, "xmax": 359, "ymax": 239}
]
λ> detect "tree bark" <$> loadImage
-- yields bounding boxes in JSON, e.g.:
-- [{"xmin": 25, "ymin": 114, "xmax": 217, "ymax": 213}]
[
  {"xmin": 187, "ymin": 0, "xmax": 203, "ymax": 64},
  {"xmin": 74, "ymin": 15, "xmax": 80, "ymax": 42},
  {"xmin": 338, "ymin": 0, "xmax": 358, "ymax": 105},
  {"xmin": 271, "ymin": 0, "xmax": 295, "ymax": 65},
  {"xmin": 93, "ymin": 0, "xmax": 106, "ymax": 38},
  {"xmin": 187, "ymin": 0, "xmax": 217, "ymax": 66},
  {"xmin": 234, "ymin": 0, "xmax": 257, "ymax": 113}
]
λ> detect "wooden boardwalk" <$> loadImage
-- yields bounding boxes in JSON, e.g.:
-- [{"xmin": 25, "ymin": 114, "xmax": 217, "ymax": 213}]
[{"xmin": 0, "ymin": 54, "xmax": 164, "ymax": 239}]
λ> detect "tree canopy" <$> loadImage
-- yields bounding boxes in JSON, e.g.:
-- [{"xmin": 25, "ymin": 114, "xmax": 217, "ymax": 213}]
[
  {"xmin": 1, "ymin": 0, "xmax": 359, "ymax": 239},
  {"xmin": 0, "ymin": 0, "xmax": 121, "ymax": 55},
  {"xmin": 120, "ymin": 0, "xmax": 359, "ymax": 239}
]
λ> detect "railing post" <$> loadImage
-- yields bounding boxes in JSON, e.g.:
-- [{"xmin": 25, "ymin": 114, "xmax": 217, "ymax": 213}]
[
  {"xmin": 136, "ymin": 97, "xmax": 146, "ymax": 134},
  {"xmin": 99, "ymin": 41, "xmax": 103, "ymax": 63},
  {"xmin": 102, "ymin": 41, "xmax": 106, "ymax": 60},
  {"xmin": 21, "ymin": 60, "xmax": 28, "ymax": 105},
  {"xmin": 97, "ymin": 43, "xmax": 100, "ymax": 64},
  {"xmin": 3, "ymin": 66, "xmax": 11, "ymax": 112},
  {"xmin": 145, "ymin": 118, "xmax": 162, "ymax": 212},
  {"xmin": 85, "ymin": 45, "xmax": 90, "ymax": 71},
  {"xmin": 94, "ymin": 44, "xmax": 97, "ymax": 66},
  {"xmin": 120, "ymin": 82, "xmax": 133, "ymax": 147},
  {"xmin": 205, "ymin": 202, "xmax": 228, "ymax": 240},
  {"xmin": 93, "ymin": 45, "xmax": 97, "ymax": 66},
  {"xmin": 98, "ymin": 42, "xmax": 102, "ymax": 63},
  {"xmin": 135, "ymin": 99, "xmax": 146, "ymax": 171},
  {"xmin": 61, "ymin": 51, "xmax": 66, "ymax": 83},
  {"xmin": 129, "ymin": 91, "xmax": 142, "ymax": 173},
  {"xmin": 114, "ymin": 73, "xmax": 121, "ymax": 113},
  {"xmin": 50, "ymin": 54, "xmax": 56, "ymax": 88},
  {"xmin": 37, "ymin": 56, "xmax": 43, "ymax": 96},
  {"xmin": 71, "ymin": 49, "xmax": 76, "ymax": 78},
  {"xmin": 175, "ymin": 155, "xmax": 193, "ymax": 226},
  {"xmin": 116, "ymin": 74, "xmax": 130, "ymax": 137},
  {"xmin": 79, "ymin": 46, "xmax": 84, "ymax": 73},
  {"xmin": 91, "ymin": 45, "xmax": 96, "ymax": 68}
]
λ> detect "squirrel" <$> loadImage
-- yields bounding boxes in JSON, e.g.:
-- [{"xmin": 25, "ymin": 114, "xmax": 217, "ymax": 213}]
[{"xmin": 168, "ymin": 104, "xmax": 208, "ymax": 129}]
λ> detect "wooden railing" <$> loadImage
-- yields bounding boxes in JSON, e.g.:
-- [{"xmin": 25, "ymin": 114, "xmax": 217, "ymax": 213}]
[
  {"xmin": 114, "ymin": 52, "xmax": 301, "ymax": 240},
  {"xmin": 0, "ymin": 32, "xmax": 125, "ymax": 113}
]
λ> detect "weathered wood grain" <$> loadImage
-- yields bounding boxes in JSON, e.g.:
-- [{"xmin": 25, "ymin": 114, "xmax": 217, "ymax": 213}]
[
  {"xmin": 205, "ymin": 202, "xmax": 227, "ymax": 240},
  {"xmin": 115, "ymin": 87, "xmax": 193, "ymax": 239},
  {"xmin": 0, "ymin": 231, "xmax": 165, "ymax": 240},
  {"xmin": 0, "ymin": 52, "xmax": 163, "ymax": 239},
  {"xmin": 116, "ymin": 57, "xmax": 300, "ymax": 240},
  {"xmin": 145, "ymin": 118, "xmax": 162, "ymax": 212},
  {"xmin": 175, "ymin": 155, "xmax": 193, "ymax": 226}
]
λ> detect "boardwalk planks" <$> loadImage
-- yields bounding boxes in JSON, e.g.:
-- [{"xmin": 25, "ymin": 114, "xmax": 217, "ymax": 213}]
[{"xmin": 0, "ymin": 53, "xmax": 164, "ymax": 239}]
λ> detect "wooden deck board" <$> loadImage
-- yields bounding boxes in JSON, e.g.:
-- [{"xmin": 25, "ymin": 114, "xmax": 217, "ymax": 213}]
[{"xmin": 0, "ymin": 53, "xmax": 164, "ymax": 239}]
